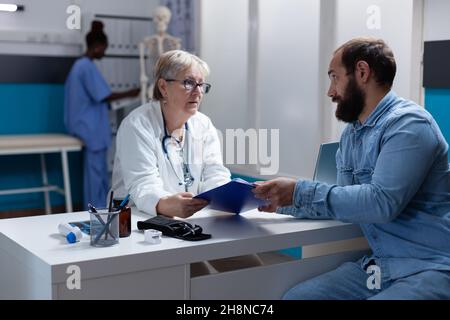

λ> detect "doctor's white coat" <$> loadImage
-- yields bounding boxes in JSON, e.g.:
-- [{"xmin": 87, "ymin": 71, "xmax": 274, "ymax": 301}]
[{"xmin": 111, "ymin": 100, "xmax": 231, "ymax": 215}]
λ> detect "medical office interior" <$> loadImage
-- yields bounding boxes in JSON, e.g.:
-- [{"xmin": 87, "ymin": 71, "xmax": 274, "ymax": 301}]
[{"xmin": 0, "ymin": 0, "xmax": 449, "ymax": 300}]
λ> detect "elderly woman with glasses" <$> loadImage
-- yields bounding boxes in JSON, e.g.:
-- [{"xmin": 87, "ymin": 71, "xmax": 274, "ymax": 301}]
[
  {"xmin": 111, "ymin": 50, "xmax": 230, "ymax": 218},
  {"xmin": 112, "ymin": 50, "xmax": 268, "ymax": 275}
]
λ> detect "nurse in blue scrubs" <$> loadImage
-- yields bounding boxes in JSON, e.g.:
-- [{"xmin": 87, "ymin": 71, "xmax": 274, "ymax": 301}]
[{"xmin": 64, "ymin": 20, "xmax": 139, "ymax": 208}]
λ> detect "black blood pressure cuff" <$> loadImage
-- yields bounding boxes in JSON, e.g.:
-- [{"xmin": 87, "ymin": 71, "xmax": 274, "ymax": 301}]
[{"xmin": 137, "ymin": 215, "xmax": 211, "ymax": 241}]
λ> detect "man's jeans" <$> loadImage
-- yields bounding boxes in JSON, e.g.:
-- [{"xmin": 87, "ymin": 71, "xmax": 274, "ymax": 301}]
[{"xmin": 283, "ymin": 260, "xmax": 450, "ymax": 300}]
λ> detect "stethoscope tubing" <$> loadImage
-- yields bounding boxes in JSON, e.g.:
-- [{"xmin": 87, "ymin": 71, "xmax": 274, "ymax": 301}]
[{"xmin": 161, "ymin": 113, "xmax": 194, "ymax": 191}]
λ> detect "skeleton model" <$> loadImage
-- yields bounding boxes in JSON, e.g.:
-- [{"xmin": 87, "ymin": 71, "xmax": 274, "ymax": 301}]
[{"xmin": 139, "ymin": 6, "xmax": 181, "ymax": 104}]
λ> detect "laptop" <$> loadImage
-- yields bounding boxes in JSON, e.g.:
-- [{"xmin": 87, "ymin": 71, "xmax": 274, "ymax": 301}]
[{"xmin": 312, "ymin": 142, "xmax": 339, "ymax": 184}]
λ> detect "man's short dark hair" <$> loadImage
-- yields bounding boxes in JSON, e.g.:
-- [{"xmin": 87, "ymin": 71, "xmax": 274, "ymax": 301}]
[{"xmin": 336, "ymin": 37, "xmax": 396, "ymax": 88}]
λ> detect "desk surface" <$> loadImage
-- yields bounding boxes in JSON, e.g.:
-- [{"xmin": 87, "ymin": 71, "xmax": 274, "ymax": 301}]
[
  {"xmin": 0, "ymin": 209, "xmax": 362, "ymax": 284},
  {"xmin": 0, "ymin": 134, "xmax": 82, "ymax": 155}
]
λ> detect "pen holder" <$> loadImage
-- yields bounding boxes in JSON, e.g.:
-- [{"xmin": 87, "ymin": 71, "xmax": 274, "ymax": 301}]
[{"xmin": 89, "ymin": 208, "xmax": 120, "ymax": 247}]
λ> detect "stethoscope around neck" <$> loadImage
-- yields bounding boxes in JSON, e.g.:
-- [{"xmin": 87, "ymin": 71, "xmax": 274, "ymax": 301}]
[{"xmin": 161, "ymin": 113, "xmax": 195, "ymax": 190}]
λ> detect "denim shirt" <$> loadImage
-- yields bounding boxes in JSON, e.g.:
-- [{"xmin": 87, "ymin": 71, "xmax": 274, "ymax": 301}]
[{"xmin": 279, "ymin": 90, "xmax": 450, "ymax": 280}]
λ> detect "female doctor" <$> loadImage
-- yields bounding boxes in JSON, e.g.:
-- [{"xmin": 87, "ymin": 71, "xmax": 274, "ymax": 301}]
[
  {"xmin": 112, "ymin": 50, "xmax": 265, "ymax": 274},
  {"xmin": 111, "ymin": 50, "xmax": 230, "ymax": 217}
]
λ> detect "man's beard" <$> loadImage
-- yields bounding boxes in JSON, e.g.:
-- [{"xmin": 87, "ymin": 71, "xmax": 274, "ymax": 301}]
[{"xmin": 334, "ymin": 76, "xmax": 365, "ymax": 123}]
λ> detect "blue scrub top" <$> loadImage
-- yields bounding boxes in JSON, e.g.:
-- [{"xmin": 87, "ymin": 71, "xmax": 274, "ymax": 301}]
[{"xmin": 64, "ymin": 57, "xmax": 112, "ymax": 151}]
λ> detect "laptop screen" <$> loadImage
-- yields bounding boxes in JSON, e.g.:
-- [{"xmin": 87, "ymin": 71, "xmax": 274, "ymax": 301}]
[{"xmin": 313, "ymin": 142, "xmax": 339, "ymax": 184}]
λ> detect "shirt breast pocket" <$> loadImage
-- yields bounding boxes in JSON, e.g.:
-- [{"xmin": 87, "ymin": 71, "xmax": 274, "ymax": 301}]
[{"xmin": 353, "ymin": 168, "xmax": 374, "ymax": 184}]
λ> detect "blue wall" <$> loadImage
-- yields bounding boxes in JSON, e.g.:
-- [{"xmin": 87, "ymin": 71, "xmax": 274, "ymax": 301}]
[
  {"xmin": 425, "ymin": 88, "xmax": 450, "ymax": 144},
  {"xmin": 0, "ymin": 84, "xmax": 83, "ymax": 211}
]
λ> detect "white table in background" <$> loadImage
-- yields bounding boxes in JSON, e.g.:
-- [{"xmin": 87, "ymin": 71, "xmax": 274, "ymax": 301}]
[
  {"xmin": 0, "ymin": 134, "xmax": 83, "ymax": 213},
  {"xmin": 0, "ymin": 208, "xmax": 366, "ymax": 299}
]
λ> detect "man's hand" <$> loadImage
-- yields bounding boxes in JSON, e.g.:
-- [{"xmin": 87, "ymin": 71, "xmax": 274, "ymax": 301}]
[
  {"xmin": 156, "ymin": 192, "xmax": 209, "ymax": 218},
  {"xmin": 252, "ymin": 178, "xmax": 297, "ymax": 212}
]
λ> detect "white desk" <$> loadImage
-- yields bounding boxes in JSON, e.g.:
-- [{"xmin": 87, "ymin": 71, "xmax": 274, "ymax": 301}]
[
  {"xmin": 0, "ymin": 134, "xmax": 83, "ymax": 213},
  {"xmin": 0, "ymin": 208, "xmax": 366, "ymax": 299}
]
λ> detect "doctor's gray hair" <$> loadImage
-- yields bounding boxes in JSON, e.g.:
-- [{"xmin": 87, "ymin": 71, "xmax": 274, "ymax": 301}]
[{"xmin": 153, "ymin": 50, "xmax": 210, "ymax": 101}]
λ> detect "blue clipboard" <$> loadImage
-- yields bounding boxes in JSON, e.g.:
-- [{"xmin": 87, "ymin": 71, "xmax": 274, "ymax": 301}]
[{"xmin": 194, "ymin": 178, "xmax": 268, "ymax": 214}]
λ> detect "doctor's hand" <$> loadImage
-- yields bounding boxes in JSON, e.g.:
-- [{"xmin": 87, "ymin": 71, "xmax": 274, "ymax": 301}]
[
  {"xmin": 156, "ymin": 192, "xmax": 209, "ymax": 218},
  {"xmin": 252, "ymin": 178, "xmax": 297, "ymax": 212}
]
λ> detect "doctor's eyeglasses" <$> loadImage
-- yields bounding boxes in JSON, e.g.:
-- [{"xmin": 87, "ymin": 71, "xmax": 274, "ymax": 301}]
[{"xmin": 165, "ymin": 78, "xmax": 211, "ymax": 94}]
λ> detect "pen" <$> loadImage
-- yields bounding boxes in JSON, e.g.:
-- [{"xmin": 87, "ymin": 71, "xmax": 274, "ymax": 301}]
[
  {"xmin": 108, "ymin": 191, "xmax": 114, "ymax": 212},
  {"xmin": 88, "ymin": 203, "xmax": 97, "ymax": 213},
  {"xmin": 105, "ymin": 191, "xmax": 114, "ymax": 240},
  {"xmin": 118, "ymin": 194, "xmax": 130, "ymax": 210}
]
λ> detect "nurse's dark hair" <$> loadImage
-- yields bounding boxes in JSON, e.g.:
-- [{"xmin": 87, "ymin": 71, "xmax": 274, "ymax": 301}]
[
  {"xmin": 153, "ymin": 50, "xmax": 210, "ymax": 101},
  {"xmin": 336, "ymin": 37, "xmax": 396, "ymax": 88},
  {"xmin": 86, "ymin": 20, "xmax": 107, "ymax": 48}
]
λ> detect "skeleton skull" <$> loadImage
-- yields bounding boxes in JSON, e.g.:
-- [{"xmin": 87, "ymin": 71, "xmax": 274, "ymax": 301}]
[{"xmin": 152, "ymin": 6, "xmax": 171, "ymax": 33}]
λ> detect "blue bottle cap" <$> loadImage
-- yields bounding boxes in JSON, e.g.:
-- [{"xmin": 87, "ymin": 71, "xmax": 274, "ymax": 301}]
[{"xmin": 66, "ymin": 232, "xmax": 77, "ymax": 244}]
